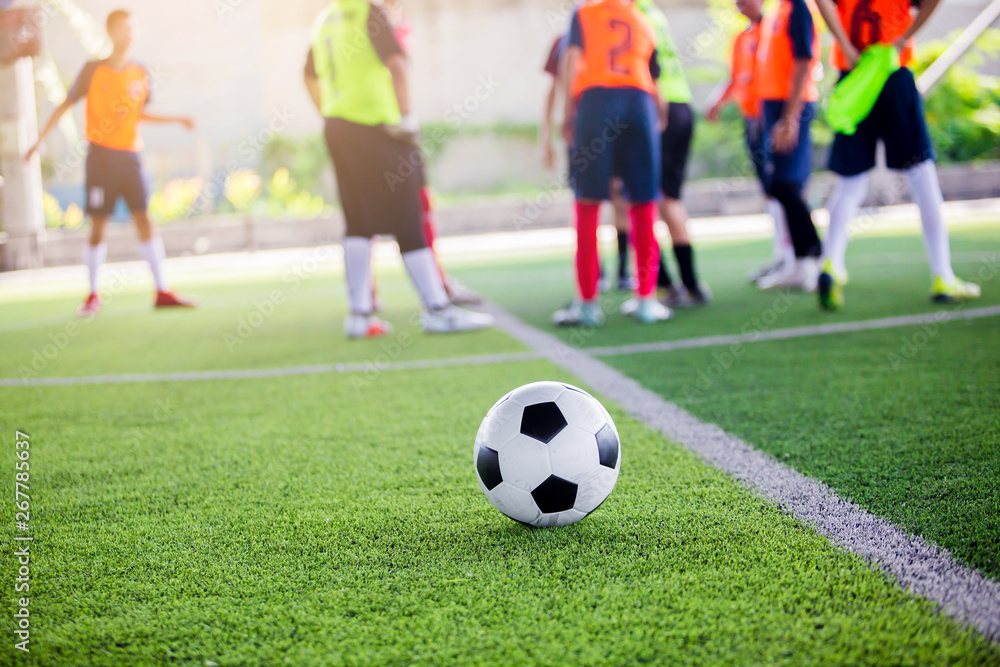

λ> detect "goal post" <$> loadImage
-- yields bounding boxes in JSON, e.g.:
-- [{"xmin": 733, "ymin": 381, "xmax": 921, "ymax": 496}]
[{"xmin": 0, "ymin": 6, "xmax": 45, "ymax": 271}]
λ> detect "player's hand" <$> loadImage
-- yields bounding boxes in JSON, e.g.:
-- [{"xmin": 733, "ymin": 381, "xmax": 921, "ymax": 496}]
[
  {"xmin": 561, "ymin": 116, "xmax": 575, "ymax": 146},
  {"xmin": 180, "ymin": 117, "xmax": 196, "ymax": 131},
  {"xmin": 892, "ymin": 37, "xmax": 908, "ymax": 54},
  {"xmin": 771, "ymin": 116, "xmax": 799, "ymax": 154},
  {"xmin": 24, "ymin": 143, "xmax": 40, "ymax": 163},
  {"xmin": 543, "ymin": 142, "xmax": 556, "ymax": 170},
  {"xmin": 706, "ymin": 102, "xmax": 722, "ymax": 123},
  {"xmin": 843, "ymin": 43, "xmax": 861, "ymax": 70}
]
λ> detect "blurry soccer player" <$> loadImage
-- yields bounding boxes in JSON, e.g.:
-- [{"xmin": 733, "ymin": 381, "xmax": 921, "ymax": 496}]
[
  {"xmin": 813, "ymin": 0, "xmax": 980, "ymax": 308},
  {"xmin": 26, "ymin": 10, "xmax": 197, "ymax": 316},
  {"xmin": 636, "ymin": 0, "xmax": 709, "ymax": 308},
  {"xmin": 371, "ymin": 0, "xmax": 482, "ymax": 308},
  {"xmin": 708, "ymin": 0, "xmax": 794, "ymax": 284},
  {"xmin": 754, "ymin": 0, "xmax": 824, "ymax": 291},
  {"xmin": 541, "ymin": 28, "xmax": 634, "ymax": 292},
  {"xmin": 554, "ymin": 0, "xmax": 670, "ymax": 326},
  {"xmin": 304, "ymin": 0, "xmax": 493, "ymax": 338}
]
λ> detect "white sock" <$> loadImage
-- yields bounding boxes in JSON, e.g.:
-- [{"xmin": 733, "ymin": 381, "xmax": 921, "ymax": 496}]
[
  {"xmin": 765, "ymin": 198, "xmax": 793, "ymax": 264},
  {"xmin": 138, "ymin": 237, "xmax": 169, "ymax": 292},
  {"xmin": 822, "ymin": 172, "xmax": 870, "ymax": 276},
  {"xmin": 83, "ymin": 242, "xmax": 106, "ymax": 295},
  {"xmin": 402, "ymin": 247, "xmax": 450, "ymax": 311},
  {"xmin": 905, "ymin": 160, "xmax": 954, "ymax": 283},
  {"xmin": 343, "ymin": 237, "xmax": 374, "ymax": 315}
]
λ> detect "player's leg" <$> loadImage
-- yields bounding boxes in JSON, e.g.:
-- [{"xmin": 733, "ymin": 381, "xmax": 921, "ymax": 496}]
[
  {"xmin": 609, "ymin": 178, "xmax": 632, "ymax": 291},
  {"xmin": 621, "ymin": 90, "xmax": 669, "ymax": 323},
  {"xmin": 422, "ymin": 185, "xmax": 482, "ymax": 306},
  {"xmin": 554, "ymin": 90, "xmax": 617, "ymax": 327},
  {"xmin": 658, "ymin": 102, "xmax": 708, "ymax": 307},
  {"xmin": 745, "ymin": 119, "xmax": 793, "ymax": 282},
  {"xmin": 77, "ymin": 147, "xmax": 117, "ymax": 316},
  {"xmin": 757, "ymin": 101, "xmax": 821, "ymax": 292},
  {"xmin": 325, "ymin": 118, "xmax": 394, "ymax": 338},
  {"xmin": 881, "ymin": 68, "xmax": 979, "ymax": 302}
]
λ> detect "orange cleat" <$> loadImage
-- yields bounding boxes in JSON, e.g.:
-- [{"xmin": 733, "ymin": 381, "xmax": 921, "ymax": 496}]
[
  {"xmin": 154, "ymin": 291, "xmax": 198, "ymax": 308},
  {"xmin": 77, "ymin": 293, "xmax": 102, "ymax": 318}
]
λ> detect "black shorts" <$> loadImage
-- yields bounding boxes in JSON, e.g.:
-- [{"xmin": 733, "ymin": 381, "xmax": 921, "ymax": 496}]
[
  {"xmin": 829, "ymin": 67, "xmax": 935, "ymax": 176},
  {"xmin": 660, "ymin": 101, "xmax": 695, "ymax": 200},
  {"xmin": 85, "ymin": 144, "xmax": 148, "ymax": 216},
  {"xmin": 324, "ymin": 117, "xmax": 427, "ymax": 253}
]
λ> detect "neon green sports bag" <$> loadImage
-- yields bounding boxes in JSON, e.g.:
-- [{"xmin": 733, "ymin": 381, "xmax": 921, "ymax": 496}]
[{"xmin": 826, "ymin": 44, "xmax": 901, "ymax": 136}]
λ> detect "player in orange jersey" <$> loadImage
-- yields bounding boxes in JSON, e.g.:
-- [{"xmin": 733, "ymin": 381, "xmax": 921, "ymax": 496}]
[
  {"xmin": 813, "ymin": 0, "xmax": 980, "ymax": 308},
  {"xmin": 707, "ymin": 0, "xmax": 794, "ymax": 284},
  {"xmin": 753, "ymin": 0, "xmax": 824, "ymax": 292},
  {"xmin": 26, "ymin": 10, "xmax": 197, "ymax": 317},
  {"xmin": 554, "ymin": 0, "xmax": 669, "ymax": 326}
]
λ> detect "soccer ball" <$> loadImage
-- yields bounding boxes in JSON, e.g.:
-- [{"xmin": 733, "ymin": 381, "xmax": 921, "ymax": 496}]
[{"xmin": 474, "ymin": 381, "xmax": 621, "ymax": 527}]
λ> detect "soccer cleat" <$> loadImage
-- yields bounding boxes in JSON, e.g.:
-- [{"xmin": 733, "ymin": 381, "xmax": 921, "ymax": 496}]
[
  {"xmin": 344, "ymin": 314, "xmax": 394, "ymax": 339},
  {"xmin": 77, "ymin": 293, "xmax": 102, "ymax": 318},
  {"xmin": 444, "ymin": 276, "xmax": 484, "ymax": 306},
  {"xmin": 553, "ymin": 300, "xmax": 605, "ymax": 327},
  {"xmin": 746, "ymin": 258, "xmax": 786, "ymax": 283},
  {"xmin": 155, "ymin": 291, "xmax": 198, "ymax": 308},
  {"xmin": 619, "ymin": 298, "xmax": 639, "ymax": 316},
  {"xmin": 757, "ymin": 258, "xmax": 819, "ymax": 292},
  {"xmin": 616, "ymin": 275, "xmax": 637, "ymax": 291},
  {"xmin": 631, "ymin": 297, "xmax": 672, "ymax": 324},
  {"xmin": 663, "ymin": 285, "xmax": 713, "ymax": 308},
  {"xmin": 817, "ymin": 260, "xmax": 848, "ymax": 311},
  {"xmin": 931, "ymin": 276, "xmax": 981, "ymax": 303},
  {"xmin": 422, "ymin": 305, "xmax": 494, "ymax": 333}
]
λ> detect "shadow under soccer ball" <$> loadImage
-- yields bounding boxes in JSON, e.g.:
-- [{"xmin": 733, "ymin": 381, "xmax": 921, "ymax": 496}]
[{"xmin": 474, "ymin": 381, "xmax": 621, "ymax": 528}]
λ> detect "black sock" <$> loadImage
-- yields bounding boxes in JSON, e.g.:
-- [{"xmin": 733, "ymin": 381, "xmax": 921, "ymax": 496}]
[
  {"xmin": 673, "ymin": 244, "xmax": 699, "ymax": 293},
  {"xmin": 657, "ymin": 252, "xmax": 673, "ymax": 288},
  {"xmin": 617, "ymin": 230, "xmax": 629, "ymax": 278},
  {"xmin": 769, "ymin": 182, "xmax": 821, "ymax": 258}
]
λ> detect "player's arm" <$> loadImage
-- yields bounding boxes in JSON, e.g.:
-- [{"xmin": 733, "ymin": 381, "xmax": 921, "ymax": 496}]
[
  {"xmin": 649, "ymin": 49, "xmax": 668, "ymax": 131},
  {"xmin": 303, "ymin": 49, "xmax": 323, "ymax": 114},
  {"xmin": 140, "ymin": 112, "xmax": 195, "ymax": 129},
  {"xmin": 707, "ymin": 79, "xmax": 737, "ymax": 122},
  {"xmin": 813, "ymin": 0, "xmax": 859, "ymax": 68},
  {"xmin": 561, "ymin": 11, "xmax": 584, "ymax": 145},
  {"xmin": 369, "ymin": 5, "xmax": 414, "ymax": 132},
  {"xmin": 898, "ymin": 0, "xmax": 942, "ymax": 45},
  {"xmin": 773, "ymin": 0, "xmax": 814, "ymax": 153},
  {"xmin": 541, "ymin": 72, "xmax": 560, "ymax": 169},
  {"xmin": 24, "ymin": 62, "xmax": 94, "ymax": 162}
]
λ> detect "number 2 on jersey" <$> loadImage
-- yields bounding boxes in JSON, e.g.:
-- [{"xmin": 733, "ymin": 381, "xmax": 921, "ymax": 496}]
[{"xmin": 608, "ymin": 19, "xmax": 633, "ymax": 74}]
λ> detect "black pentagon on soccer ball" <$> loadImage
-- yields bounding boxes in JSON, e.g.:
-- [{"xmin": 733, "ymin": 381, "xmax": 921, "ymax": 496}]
[
  {"xmin": 596, "ymin": 423, "xmax": 619, "ymax": 469},
  {"xmin": 520, "ymin": 402, "xmax": 567, "ymax": 444},
  {"xmin": 476, "ymin": 447, "xmax": 503, "ymax": 491},
  {"xmin": 531, "ymin": 475, "xmax": 578, "ymax": 514}
]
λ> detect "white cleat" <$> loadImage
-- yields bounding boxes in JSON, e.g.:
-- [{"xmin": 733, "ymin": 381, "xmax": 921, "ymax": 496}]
[
  {"xmin": 344, "ymin": 314, "xmax": 394, "ymax": 339},
  {"xmin": 422, "ymin": 305, "xmax": 494, "ymax": 334},
  {"xmin": 757, "ymin": 258, "xmax": 819, "ymax": 292},
  {"xmin": 631, "ymin": 297, "xmax": 672, "ymax": 323},
  {"xmin": 553, "ymin": 300, "xmax": 605, "ymax": 327}
]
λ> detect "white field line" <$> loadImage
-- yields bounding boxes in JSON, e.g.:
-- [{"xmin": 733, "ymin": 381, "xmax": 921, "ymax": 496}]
[
  {"xmin": 2, "ymin": 305, "xmax": 998, "ymax": 388},
  {"xmin": 480, "ymin": 303, "xmax": 1000, "ymax": 643}
]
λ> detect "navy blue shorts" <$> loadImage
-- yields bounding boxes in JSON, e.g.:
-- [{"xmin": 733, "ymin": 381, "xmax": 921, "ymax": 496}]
[
  {"xmin": 762, "ymin": 100, "xmax": 815, "ymax": 189},
  {"xmin": 829, "ymin": 67, "xmax": 935, "ymax": 176},
  {"xmin": 85, "ymin": 144, "xmax": 148, "ymax": 216},
  {"xmin": 569, "ymin": 87, "xmax": 661, "ymax": 203},
  {"xmin": 744, "ymin": 117, "xmax": 767, "ymax": 187}
]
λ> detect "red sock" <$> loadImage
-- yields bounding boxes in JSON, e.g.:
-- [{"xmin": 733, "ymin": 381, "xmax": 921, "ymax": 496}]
[
  {"xmin": 420, "ymin": 187, "xmax": 437, "ymax": 248},
  {"xmin": 630, "ymin": 202, "xmax": 659, "ymax": 298},
  {"xmin": 575, "ymin": 201, "xmax": 601, "ymax": 301}
]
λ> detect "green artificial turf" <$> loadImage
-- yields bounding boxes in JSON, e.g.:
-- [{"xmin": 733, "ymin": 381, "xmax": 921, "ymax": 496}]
[
  {"xmin": 607, "ymin": 316, "xmax": 1000, "ymax": 580},
  {"xmin": 0, "ymin": 265, "xmax": 521, "ymax": 379},
  {"xmin": 454, "ymin": 223, "xmax": 1000, "ymax": 349},
  {"xmin": 2, "ymin": 362, "xmax": 998, "ymax": 665}
]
